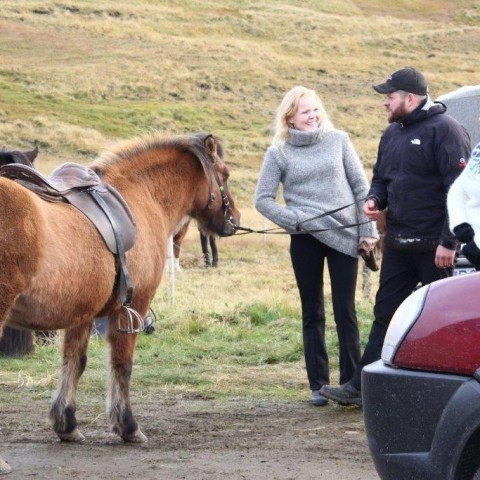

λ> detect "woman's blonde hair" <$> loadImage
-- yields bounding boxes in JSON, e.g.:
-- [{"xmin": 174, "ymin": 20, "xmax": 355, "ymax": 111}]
[{"xmin": 272, "ymin": 86, "xmax": 334, "ymax": 145}]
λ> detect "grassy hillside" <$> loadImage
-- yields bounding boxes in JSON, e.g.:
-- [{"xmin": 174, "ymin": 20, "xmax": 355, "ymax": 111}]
[
  {"xmin": 0, "ymin": 1, "xmax": 478, "ymax": 183},
  {"xmin": 0, "ymin": 1, "xmax": 479, "ymax": 399}
]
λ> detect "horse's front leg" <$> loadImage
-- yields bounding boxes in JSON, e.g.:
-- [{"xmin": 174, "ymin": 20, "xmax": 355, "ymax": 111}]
[
  {"xmin": 107, "ymin": 320, "xmax": 147, "ymax": 443},
  {"xmin": 50, "ymin": 323, "xmax": 92, "ymax": 442}
]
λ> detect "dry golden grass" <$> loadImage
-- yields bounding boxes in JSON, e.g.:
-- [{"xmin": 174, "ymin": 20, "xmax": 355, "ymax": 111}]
[{"xmin": 1, "ymin": 1, "xmax": 478, "ymax": 175}]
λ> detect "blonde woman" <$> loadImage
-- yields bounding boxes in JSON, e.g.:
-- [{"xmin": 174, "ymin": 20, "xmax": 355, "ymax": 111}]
[{"xmin": 255, "ymin": 86, "xmax": 377, "ymax": 406}]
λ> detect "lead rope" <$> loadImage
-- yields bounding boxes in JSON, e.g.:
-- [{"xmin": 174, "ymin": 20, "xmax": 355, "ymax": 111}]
[{"xmin": 234, "ymin": 199, "xmax": 371, "ymax": 236}]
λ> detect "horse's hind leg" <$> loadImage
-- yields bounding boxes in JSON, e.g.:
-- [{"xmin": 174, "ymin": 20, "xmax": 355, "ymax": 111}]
[
  {"xmin": 0, "ymin": 186, "xmax": 43, "ymax": 474},
  {"xmin": 107, "ymin": 325, "xmax": 147, "ymax": 443},
  {"xmin": 50, "ymin": 323, "xmax": 92, "ymax": 442},
  {"xmin": 0, "ymin": 207, "xmax": 40, "ymax": 473},
  {"xmin": 0, "ymin": 285, "xmax": 25, "ymax": 421}
]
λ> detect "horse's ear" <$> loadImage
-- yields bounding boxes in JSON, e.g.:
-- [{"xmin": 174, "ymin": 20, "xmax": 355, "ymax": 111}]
[
  {"xmin": 26, "ymin": 145, "xmax": 39, "ymax": 164},
  {"xmin": 204, "ymin": 135, "xmax": 217, "ymax": 162}
]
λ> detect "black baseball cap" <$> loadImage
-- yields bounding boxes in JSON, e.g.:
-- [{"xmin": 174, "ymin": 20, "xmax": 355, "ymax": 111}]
[{"xmin": 373, "ymin": 67, "xmax": 428, "ymax": 95}]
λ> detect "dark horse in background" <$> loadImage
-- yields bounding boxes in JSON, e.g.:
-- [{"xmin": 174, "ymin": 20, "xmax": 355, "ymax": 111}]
[
  {"xmin": 0, "ymin": 133, "xmax": 240, "ymax": 474},
  {"xmin": 0, "ymin": 145, "xmax": 38, "ymax": 167},
  {"xmin": 173, "ymin": 218, "xmax": 219, "ymax": 268}
]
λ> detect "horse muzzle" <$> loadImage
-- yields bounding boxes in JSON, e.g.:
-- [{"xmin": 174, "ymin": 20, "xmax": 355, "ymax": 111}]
[{"xmin": 222, "ymin": 213, "xmax": 240, "ymax": 236}]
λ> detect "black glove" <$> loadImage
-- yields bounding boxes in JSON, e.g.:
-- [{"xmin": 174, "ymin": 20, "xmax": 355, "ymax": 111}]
[
  {"xmin": 453, "ymin": 222, "xmax": 475, "ymax": 243},
  {"xmin": 461, "ymin": 241, "xmax": 480, "ymax": 270}
]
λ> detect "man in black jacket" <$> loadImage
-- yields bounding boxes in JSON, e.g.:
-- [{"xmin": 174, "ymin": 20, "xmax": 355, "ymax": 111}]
[{"xmin": 321, "ymin": 67, "xmax": 471, "ymax": 406}]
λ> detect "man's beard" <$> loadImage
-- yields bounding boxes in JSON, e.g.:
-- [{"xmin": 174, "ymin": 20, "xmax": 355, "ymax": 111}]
[{"xmin": 388, "ymin": 102, "xmax": 409, "ymax": 123}]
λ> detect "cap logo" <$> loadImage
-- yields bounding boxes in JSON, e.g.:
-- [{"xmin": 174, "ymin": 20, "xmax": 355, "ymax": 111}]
[{"xmin": 410, "ymin": 138, "xmax": 421, "ymax": 145}]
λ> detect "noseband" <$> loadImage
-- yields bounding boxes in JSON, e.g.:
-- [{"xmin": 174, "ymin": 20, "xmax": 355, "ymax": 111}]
[{"xmin": 206, "ymin": 159, "xmax": 238, "ymax": 233}]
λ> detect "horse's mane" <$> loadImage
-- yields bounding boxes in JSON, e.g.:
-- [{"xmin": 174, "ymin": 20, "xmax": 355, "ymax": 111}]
[{"xmin": 91, "ymin": 132, "xmax": 224, "ymax": 174}]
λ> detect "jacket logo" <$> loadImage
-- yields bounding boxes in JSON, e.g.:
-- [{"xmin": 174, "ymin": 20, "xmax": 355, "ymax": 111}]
[{"xmin": 410, "ymin": 138, "xmax": 421, "ymax": 145}]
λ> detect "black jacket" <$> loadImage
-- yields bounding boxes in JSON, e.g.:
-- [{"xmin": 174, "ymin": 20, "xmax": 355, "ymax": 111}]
[{"xmin": 368, "ymin": 99, "xmax": 471, "ymax": 249}]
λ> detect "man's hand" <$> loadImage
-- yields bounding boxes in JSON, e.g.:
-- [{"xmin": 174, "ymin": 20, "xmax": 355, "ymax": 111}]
[
  {"xmin": 435, "ymin": 245, "xmax": 456, "ymax": 269},
  {"xmin": 363, "ymin": 198, "xmax": 381, "ymax": 221}
]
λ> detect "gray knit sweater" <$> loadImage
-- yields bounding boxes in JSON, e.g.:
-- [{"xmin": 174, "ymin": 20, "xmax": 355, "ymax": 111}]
[{"xmin": 255, "ymin": 127, "xmax": 378, "ymax": 257}]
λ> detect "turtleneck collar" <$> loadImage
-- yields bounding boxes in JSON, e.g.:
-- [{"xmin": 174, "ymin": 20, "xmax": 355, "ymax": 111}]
[{"xmin": 286, "ymin": 126, "xmax": 326, "ymax": 147}]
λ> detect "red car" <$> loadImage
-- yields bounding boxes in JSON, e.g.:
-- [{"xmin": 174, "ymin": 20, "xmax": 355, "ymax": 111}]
[{"xmin": 363, "ymin": 272, "xmax": 480, "ymax": 479}]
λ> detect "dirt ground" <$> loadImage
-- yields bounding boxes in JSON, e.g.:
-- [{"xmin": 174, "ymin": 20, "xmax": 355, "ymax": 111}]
[{"xmin": 1, "ymin": 395, "xmax": 379, "ymax": 479}]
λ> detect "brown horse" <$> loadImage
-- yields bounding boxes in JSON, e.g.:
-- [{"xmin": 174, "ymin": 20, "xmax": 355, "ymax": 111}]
[{"xmin": 0, "ymin": 132, "xmax": 240, "ymax": 474}]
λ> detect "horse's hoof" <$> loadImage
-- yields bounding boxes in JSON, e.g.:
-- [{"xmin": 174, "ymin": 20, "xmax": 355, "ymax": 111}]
[
  {"xmin": 122, "ymin": 429, "xmax": 147, "ymax": 443},
  {"xmin": 0, "ymin": 457, "xmax": 12, "ymax": 475},
  {"xmin": 57, "ymin": 428, "xmax": 85, "ymax": 443}
]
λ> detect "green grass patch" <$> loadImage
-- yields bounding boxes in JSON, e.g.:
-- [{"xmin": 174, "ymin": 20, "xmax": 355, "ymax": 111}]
[{"xmin": 0, "ymin": 288, "xmax": 375, "ymax": 405}]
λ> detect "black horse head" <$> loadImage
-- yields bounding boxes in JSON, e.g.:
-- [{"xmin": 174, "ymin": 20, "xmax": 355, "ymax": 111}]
[{"xmin": 0, "ymin": 145, "xmax": 38, "ymax": 167}]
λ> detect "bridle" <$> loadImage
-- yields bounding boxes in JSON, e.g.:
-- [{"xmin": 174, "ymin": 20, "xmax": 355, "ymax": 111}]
[
  {"xmin": 212, "ymin": 168, "xmax": 239, "ymax": 232},
  {"xmin": 204, "ymin": 155, "xmax": 239, "ymax": 233}
]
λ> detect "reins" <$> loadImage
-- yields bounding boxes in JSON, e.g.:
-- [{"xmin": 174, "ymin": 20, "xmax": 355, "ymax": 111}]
[{"xmin": 233, "ymin": 199, "xmax": 371, "ymax": 236}]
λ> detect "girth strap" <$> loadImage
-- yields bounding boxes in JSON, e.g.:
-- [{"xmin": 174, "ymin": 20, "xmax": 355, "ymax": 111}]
[{"xmin": 88, "ymin": 189, "xmax": 133, "ymax": 308}]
